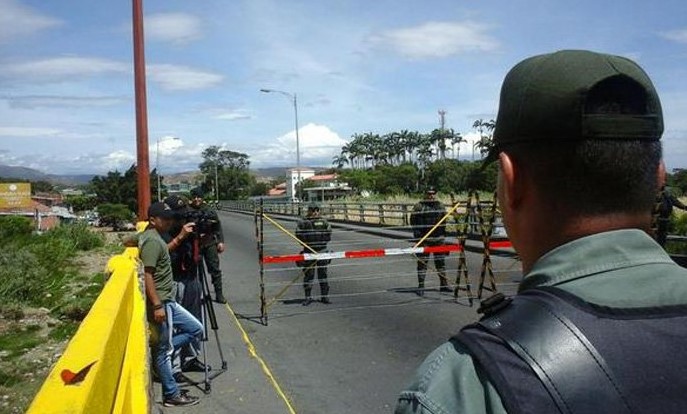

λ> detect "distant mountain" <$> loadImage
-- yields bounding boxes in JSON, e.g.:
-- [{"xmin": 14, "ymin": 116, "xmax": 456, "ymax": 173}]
[{"xmin": 0, "ymin": 164, "xmax": 94, "ymax": 186}]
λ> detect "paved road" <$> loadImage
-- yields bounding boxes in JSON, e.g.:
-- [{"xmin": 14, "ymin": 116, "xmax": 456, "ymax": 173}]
[{"xmin": 164, "ymin": 211, "xmax": 522, "ymax": 414}]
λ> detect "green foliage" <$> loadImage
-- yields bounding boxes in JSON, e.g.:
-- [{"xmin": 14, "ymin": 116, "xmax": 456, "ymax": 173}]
[
  {"xmin": 250, "ymin": 182, "xmax": 271, "ymax": 196},
  {"xmin": 65, "ymin": 195, "xmax": 97, "ymax": 212},
  {"xmin": 667, "ymin": 169, "xmax": 687, "ymax": 196},
  {"xmin": 97, "ymin": 203, "xmax": 134, "ymax": 227},
  {"xmin": 199, "ymin": 145, "xmax": 258, "ymax": 200},
  {"xmin": 0, "ymin": 216, "xmax": 34, "ymax": 241},
  {"xmin": 46, "ymin": 223, "xmax": 104, "ymax": 251},
  {"xmin": 89, "ymin": 165, "xmax": 159, "ymax": 214}
]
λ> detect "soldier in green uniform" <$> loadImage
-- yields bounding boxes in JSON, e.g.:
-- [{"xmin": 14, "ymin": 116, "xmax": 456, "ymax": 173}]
[
  {"xmin": 296, "ymin": 203, "xmax": 332, "ymax": 306},
  {"xmin": 655, "ymin": 183, "xmax": 687, "ymax": 247},
  {"xmin": 396, "ymin": 50, "xmax": 687, "ymax": 413},
  {"xmin": 410, "ymin": 188, "xmax": 450, "ymax": 296},
  {"xmin": 189, "ymin": 187, "xmax": 227, "ymax": 304}
]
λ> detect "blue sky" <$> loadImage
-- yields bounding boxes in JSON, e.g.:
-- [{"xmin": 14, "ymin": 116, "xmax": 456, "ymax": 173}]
[{"xmin": 0, "ymin": 0, "xmax": 686, "ymax": 174}]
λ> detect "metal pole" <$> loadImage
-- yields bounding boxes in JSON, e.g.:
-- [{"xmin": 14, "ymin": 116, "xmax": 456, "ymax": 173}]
[
  {"xmin": 259, "ymin": 199, "xmax": 267, "ymax": 325},
  {"xmin": 132, "ymin": 0, "xmax": 150, "ymax": 220},
  {"xmin": 156, "ymin": 138, "xmax": 161, "ymax": 202},
  {"xmin": 294, "ymin": 94, "xmax": 300, "ymax": 204},
  {"xmin": 214, "ymin": 162, "xmax": 219, "ymax": 203}
]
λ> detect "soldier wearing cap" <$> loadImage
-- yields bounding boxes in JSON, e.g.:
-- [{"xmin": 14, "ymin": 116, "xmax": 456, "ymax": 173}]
[
  {"xmin": 189, "ymin": 187, "xmax": 227, "ymax": 304},
  {"xmin": 296, "ymin": 203, "xmax": 332, "ymax": 306},
  {"xmin": 396, "ymin": 50, "xmax": 687, "ymax": 413},
  {"xmin": 410, "ymin": 187, "xmax": 451, "ymax": 296}
]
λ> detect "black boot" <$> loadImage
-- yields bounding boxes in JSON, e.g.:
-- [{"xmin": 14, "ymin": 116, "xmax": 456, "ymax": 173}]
[
  {"xmin": 320, "ymin": 283, "xmax": 331, "ymax": 304},
  {"xmin": 416, "ymin": 276, "xmax": 426, "ymax": 297},
  {"xmin": 214, "ymin": 287, "xmax": 227, "ymax": 304},
  {"xmin": 438, "ymin": 273, "xmax": 451, "ymax": 293},
  {"xmin": 303, "ymin": 287, "xmax": 313, "ymax": 306}
]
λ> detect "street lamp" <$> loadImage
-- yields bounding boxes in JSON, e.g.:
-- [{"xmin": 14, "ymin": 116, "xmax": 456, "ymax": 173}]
[
  {"xmin": 260, "ymin": 88, "xmax": 301, "ymax": 202},
  {"xmin": 156, "ymin": 136, "xmax": 180, "ymax": 201}
]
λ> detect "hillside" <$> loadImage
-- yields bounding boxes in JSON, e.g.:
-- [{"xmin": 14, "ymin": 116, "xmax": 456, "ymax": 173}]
[{"xmin": 0, "ymin": 164, "xmax": 93, "ymax": 185}]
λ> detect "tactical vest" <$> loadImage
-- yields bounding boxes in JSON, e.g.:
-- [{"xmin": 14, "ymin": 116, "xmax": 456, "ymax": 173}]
[
  {"xmin": 411, "ymin": 201, "xmax": 446, "ymax": 240},
  {"xmin": 298, "ymin": 218, "xmax": 330, "ymax": 251},
  {"xmin": 453, "ymin": 287, "xmax": 687, "ymax": 414}
]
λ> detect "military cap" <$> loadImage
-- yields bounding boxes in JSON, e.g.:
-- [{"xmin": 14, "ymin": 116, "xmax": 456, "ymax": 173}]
[
  {"xmin": 190, "ymin": 187, "xmax": 204, "ymax": 198},
  {"xmin": 484, "ymin": 50, "xmax": 663, "ymax": 165}
]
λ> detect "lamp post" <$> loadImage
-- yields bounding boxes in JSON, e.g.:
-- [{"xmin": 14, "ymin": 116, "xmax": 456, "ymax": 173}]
[
  {"xmin": 156, "ymin": 136, "xmax": 179, "ymax": 201},
  {"xmin": 132, "ymin": 0, "xmax": 150, "ymax": 220},
  {"xmin": 260, "ymin": 89, "xmax": 301, "ymax": 202}
]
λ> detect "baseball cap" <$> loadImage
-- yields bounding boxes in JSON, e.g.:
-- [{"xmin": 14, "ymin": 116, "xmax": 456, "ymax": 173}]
[
  {"xmin": 426, "ymin": 187, "xmax": 437, "ymax": 194},
  {"xmin": 190, "ymin": 187, "xmax": 204, "ymax": 198},
  {"xmin": 484, "ymin": 50, "xmax": 663, "ymax": 165},
  {"xmin": 164, "ymin": 195, "xmax": 187, "ymax": 211},
  {"xmin": 148, "ymin": 202, "xmax": 175, "ymax": 219}
]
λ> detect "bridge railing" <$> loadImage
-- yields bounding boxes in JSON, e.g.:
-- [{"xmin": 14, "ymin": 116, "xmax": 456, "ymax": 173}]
[{"xmin": 27, "ymin": 247, "xmax": 150, "ymax": 414}]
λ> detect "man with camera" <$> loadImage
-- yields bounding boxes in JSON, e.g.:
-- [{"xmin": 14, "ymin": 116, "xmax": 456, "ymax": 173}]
[
  {"xmin": 189, "ymin": 187, "xmax": 227, "ymax": 304},
  {"xmin": 296, "ymin": 203, "xmax": 332, "ymax": 306},
  {"xmin": 140, "ymin": 202, "xmax": 202, "ymax": 407}
]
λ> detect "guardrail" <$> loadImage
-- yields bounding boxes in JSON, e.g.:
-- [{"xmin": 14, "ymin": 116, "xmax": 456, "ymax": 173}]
[
  {"xmin": 220, "ymin": 199, "xmax": 507, "ymax": 238},
  {"xmin": 27, "ymin": 247, "xmax": 150, "ymax": 414}
]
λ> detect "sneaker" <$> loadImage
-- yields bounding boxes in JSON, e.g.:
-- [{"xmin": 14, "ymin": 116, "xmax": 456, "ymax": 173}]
[
  {"xmin": 215, "ymin": 292, "xmax": 227, "ymax": 304},
  {"xmin": 302, "ymin": 297, "xmax": 314, "ymax": 306},
  {"xmin": 183, "ymin": 358, "xmax": 211, "ymax": 373},
  {"xmin": 163, "ymin": 392, "xmax": 200, "ymax": 407}
]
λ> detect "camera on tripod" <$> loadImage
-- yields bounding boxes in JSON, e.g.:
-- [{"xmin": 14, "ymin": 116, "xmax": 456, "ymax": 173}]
[{"xmin": 182, "ymin": 210, "xmax": 217, "ymax": 235}]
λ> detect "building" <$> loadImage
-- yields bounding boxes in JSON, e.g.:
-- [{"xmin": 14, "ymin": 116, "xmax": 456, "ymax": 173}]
[
  {"xmin": 286, "ymin": 168, "xmax": 315, "ymax": 201},
  {"xmin": 302, "ymin": 174, "xmax": 353, "ymax": 202}
]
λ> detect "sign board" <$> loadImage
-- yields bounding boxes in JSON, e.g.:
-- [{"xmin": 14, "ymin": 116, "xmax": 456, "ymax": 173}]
[{"xmin": 0, "ymin": 183, "xmax": 32, "ymax": 209}]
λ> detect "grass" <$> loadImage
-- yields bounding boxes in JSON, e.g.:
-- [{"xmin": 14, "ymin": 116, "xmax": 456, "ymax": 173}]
[{"xmin": 0, "ymin": 219, "xmax": 118, "ymax": 414}]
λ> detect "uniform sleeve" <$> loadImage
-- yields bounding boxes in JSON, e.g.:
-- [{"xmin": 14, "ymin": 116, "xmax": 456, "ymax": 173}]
[
  {"xmin": 139, "ymin": 237, "xmax": 160, "ymax": 270},
  {"xmin": 395, "ymin": 342, "xmax": 507, "ymax": 414},
  {"xmin": 211, "ymin": 209, "xmax": 225, "ymax": 243}
]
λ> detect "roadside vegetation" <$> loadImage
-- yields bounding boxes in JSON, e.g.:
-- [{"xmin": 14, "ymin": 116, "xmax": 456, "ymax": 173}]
[{"xmin": 0, "ymin": 217, "xmax": 116, "ymax": 414}]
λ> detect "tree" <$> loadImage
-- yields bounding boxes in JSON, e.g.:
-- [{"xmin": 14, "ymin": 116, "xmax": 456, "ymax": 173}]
[
  {"xmin": 250, "ymin": 182, "xmax": 271, "ymax": 197},
  {"xmin": 332, "ymin": 154, "xmax": 349, "ymax": 170},
  {"xmin": 88, "ymin": 165, "xmax": 158, "ymax": 214},
  {"xmin": 65, "ymin": 195, "xmax": 97, "ymax": 212},
  {"xmin": 472, "ymin": 119, "xmax": 496, "ymax": 157},
  {"xmin": 199, "ymin": 145, "xmax": 256, "ymax": 200},
  {"xmin": 97, "ymin": 203, "xmax": 134, "ymax": 228}
]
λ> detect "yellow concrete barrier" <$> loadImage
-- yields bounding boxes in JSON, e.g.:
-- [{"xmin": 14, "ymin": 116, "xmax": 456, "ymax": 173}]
[{"xmin": 27, "ymin": 247, "xmax": 150, "ymax": 414}]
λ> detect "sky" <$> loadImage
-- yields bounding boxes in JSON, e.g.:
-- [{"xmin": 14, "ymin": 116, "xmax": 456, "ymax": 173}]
[{"xmin": 0, "ymin": 0, "xmax": 686, "ymax": 175}]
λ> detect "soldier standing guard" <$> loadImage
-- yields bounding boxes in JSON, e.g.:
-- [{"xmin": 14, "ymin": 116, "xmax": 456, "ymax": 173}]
[
  {"xmin": 410, "ymin": 188, "xmax": 451, "ymax": 296},
  {"xmin": 296, "ymin": 203, "xmax": 332, "ymax": 306}
]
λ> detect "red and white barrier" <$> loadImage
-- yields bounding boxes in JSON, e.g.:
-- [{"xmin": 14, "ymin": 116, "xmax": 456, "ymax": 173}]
[{"xmin": 263, "ymin": 244, "xmax": 463, "ymax": 264}]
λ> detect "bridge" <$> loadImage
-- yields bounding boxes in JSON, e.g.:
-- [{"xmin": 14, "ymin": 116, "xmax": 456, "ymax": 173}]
[{"xmin": 27, "ymin": 207, "xmax": 524, "ymax": 413}]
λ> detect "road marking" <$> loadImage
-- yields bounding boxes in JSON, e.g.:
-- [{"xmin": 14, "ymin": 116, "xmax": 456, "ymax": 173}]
[{"xmin": 224, "ymin": 302, "xmax": 297, "ymax": 414}]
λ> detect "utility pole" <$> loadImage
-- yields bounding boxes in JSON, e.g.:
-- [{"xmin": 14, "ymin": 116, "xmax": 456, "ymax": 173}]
[
  {"xmin": 132, "ymin": 0, "xmax": 150, "ymax": 220},
  {"xmin": 438, "ymin": 109, "xmax": 446, "ymax": 160}
]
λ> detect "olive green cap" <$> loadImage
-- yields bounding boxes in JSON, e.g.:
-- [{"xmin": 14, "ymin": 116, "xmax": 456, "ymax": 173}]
[{"xmin": 484, "ymin": 50, "xmax": 663, "ymax": 165}]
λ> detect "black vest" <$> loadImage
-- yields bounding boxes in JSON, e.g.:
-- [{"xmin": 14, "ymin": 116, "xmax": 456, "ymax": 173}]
[{"xmin": 454, "ymin": 287, "xmax": 687, "ymax": 414}]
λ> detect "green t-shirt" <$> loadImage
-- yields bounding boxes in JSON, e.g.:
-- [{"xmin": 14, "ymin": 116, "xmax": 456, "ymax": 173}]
[{"xmin": 139, "ymin": 228, "xmax": 176, "ymax": 302}]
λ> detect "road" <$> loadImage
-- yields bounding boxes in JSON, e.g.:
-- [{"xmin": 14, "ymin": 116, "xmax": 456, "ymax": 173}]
[{"xmin": 165, "ymin": 211, "xmax": 522, "ymax": 414}]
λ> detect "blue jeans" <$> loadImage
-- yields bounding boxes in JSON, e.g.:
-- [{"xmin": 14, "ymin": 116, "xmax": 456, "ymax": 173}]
[{"xmin": 151, "ymin": 301, "xmax": 203, "ymax": 398}]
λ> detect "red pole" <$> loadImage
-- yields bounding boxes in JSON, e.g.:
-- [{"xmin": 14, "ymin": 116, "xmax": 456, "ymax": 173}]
[{"xmin": 132, "ymin": 0, "xmax": 151, "ymax": 221}]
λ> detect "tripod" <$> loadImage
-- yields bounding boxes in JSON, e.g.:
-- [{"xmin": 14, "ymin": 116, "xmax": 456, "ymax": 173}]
[{"xmin": 189, "ymin": 236, "xmax": 228, "ymax": 394}]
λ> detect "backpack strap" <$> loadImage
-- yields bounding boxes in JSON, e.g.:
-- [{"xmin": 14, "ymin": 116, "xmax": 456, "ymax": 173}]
[{"xmin": 473, "ymin": 290, "xmax": 635, "ymax": 414}]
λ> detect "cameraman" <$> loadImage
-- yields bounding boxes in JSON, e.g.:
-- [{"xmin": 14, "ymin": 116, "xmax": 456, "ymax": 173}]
[
  {"xmin": 164, "ymin": 195, "xmax": 207, "ymax": 374},
  {"xmin": 189, "ymin": 188, "xmax": 226, "ymax": 304}
]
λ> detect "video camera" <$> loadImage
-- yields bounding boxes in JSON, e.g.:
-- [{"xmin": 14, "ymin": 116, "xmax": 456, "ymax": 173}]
[{"xmin": 181, "ymin": 209, "xmax": 217, "ymax": 235}]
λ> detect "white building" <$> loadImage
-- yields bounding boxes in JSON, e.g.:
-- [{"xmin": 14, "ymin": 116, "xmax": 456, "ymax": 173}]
[{"xmin": 286, "ymin": 168, "xmax": 315, "ymax": 201}]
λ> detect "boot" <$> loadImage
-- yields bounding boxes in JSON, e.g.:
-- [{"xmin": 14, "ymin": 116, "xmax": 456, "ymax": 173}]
[
  {"xmin": 416, "ymin": 276, "xmax": 425, "ymax": 297},
  {"xmin": 303, "ymin": 287, "xmax": 314, "ymax": 306},
  {"xmin": 438, "ymin": 273, "xmax": 451, "ymax": 293},
  {"xmin": 214, "ymin": 287, "xmax": 227, "ymax": 304},
  {"xmin": 320, "ymin": 283, "xmax": 331, "ymax": 304}
]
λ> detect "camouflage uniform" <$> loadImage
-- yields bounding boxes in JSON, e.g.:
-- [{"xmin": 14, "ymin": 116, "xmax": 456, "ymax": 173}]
[
  {"xmin": 296, "ymin": 210, "xmax": 332, "ymax": 304},
  {"xmin": 410, "ymin": 199, "xmax": 450, "ymax": 295}
]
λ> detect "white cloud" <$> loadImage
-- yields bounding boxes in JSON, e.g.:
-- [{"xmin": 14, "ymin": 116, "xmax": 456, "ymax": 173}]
[
  {"xmin": 250, "ymin": 123, "xmax": 346, "ymax": 167},
  {"xmin": 0, "ymin": 0, "xmax": 62, "ymax": 43},
  {"xmin": 213, "ymin": 109, "xmax": 253, "ymax": 121},
  {"xmin": 146, "ymin": 13, "xmax": 202, "ymax": 45},
  {"xmin": 2, "ymin": 95, "xmax": 127, "ymax": 109},
  {"xmin": 0, "ymin": 126, "xmax": 61, "ymax": 137},
  {"xmin": 0, "ymin": 56, "xmax": 127, "ymax": 82},
  {"xmin": 148, "ymin": 64, "xmax": 224, "ymax": 91},
  {"xmin": 371, "ymin": 21, "xmax": 499, "ymax": 59},
  {"xmin": 661, "ymin": 29, "xmax": 687, "ymax": 44}
]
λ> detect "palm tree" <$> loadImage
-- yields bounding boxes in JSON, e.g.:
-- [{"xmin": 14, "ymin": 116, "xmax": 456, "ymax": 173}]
[
  {"xmin": 472, "ymin": 119, "xmax": 496, "ymax": 157},
  {"xmin": 449, "ymin": 129, "xmax": 464, "ymax": 159},
  {"xmin": 332, "ymin": 154, "xmax": 348, "ymax": 169}
]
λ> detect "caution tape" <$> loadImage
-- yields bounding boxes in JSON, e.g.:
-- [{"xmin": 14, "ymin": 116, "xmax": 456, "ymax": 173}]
[
  {"xmin": 263, "ymin": 244, "xmax": 462, "ymax": 264},
  {"xmin": 488, "ymin": 240, "xmax": 513, "ymax": 250}
]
